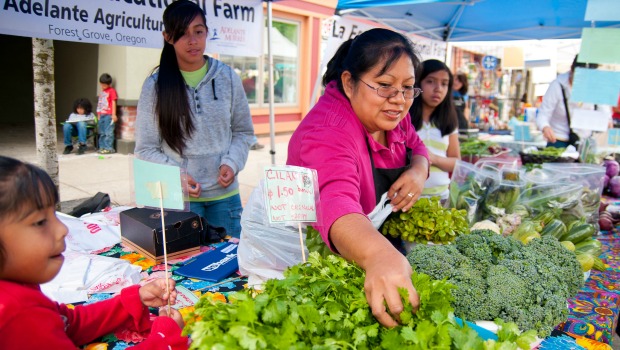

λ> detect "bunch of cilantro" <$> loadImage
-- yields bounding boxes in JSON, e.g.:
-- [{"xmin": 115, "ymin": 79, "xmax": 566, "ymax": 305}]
[
  {"xmin": 185, "ymin": 252, "xmax": 536, "ymax": 349},
  {"xmin": 407, "ymin": 230, "xmax": 584, "ymax": 337}
]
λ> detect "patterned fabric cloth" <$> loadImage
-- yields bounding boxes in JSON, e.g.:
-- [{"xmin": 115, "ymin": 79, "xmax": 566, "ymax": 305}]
[
  {"xmin": 79, "ymin": 241, "xmax": 245, "ymax": 349},
  {"xmin": 555, "ymin": 231, "xmax": 620, "ymax": 346}
]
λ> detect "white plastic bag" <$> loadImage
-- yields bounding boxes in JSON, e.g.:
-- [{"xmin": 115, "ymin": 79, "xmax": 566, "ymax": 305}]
[
  {"xmin": 238, "ymin": 180, "xmax": 309, "ymax": 287},
  {"xmin": 57, "ymin": 211, "xmax": 121, "ymax": 254},
  {"xmin": 368, "ymin": 192, "xmax": 393, "ymax": 229},
  {"xmin": 41, "ymin": 251, "xmax": 141, "ymax": 303}
]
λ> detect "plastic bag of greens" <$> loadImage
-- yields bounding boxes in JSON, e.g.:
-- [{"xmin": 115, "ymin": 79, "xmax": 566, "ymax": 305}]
[
  {"xmin": 517, "ymin": 183, "xmax": 585, "ymax": 228},
  {"xmin": 481, "ymin": 167, "xmax": 526, "ymax": 221},
  {"xmin": 542, "ymin": 163, "xmax": 604, "ymax": 226},
  {"xmin": 448, "ymin": 160, "xmax": 497, "ymax": 225}
]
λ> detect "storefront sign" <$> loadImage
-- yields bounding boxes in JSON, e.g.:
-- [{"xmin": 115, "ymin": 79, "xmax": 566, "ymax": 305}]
[
  {"xmin": 263, "ymin": 166, "xmax": 318, "ymax": 224},
  {"xmin": 0, "ymin": 0, "xmax": 263, "ymax": 56}
]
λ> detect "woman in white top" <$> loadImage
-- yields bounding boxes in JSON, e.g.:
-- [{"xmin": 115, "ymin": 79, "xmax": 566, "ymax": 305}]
[{"xmin": 409, "ymin": 59, "xmax": 460, "ymax": 200}]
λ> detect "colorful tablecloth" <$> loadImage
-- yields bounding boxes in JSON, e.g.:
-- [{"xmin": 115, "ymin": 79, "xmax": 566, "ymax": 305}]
[
  {"xmin": 78, "ymin": 241, "xmax": 246, "ymax": 349},
  {"xmin": 554, "ymin": 230, "xmax": 620, "ymax": 347}
]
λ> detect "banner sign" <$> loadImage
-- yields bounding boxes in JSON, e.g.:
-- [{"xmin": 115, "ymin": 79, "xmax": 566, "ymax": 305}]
[
  {"xmin": 409, "ymin": 33, "xmax": 447, "ymax": 62},
  {"xmin": 321, "ymin": 16, "xmax": 374, "ymax": 69},
  {"xmin": 0, "ymin": 0, "xmax": 263, "ymax": 56},
  {"xmin": 263, "ymin": 166, "xmax": 318, "ymax": 224}
]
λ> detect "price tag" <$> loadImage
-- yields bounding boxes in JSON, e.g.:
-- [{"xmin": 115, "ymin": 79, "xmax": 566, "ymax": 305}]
[{"xmin": 264, "ymin": 166, "xmax": 318, "ymax": 224}]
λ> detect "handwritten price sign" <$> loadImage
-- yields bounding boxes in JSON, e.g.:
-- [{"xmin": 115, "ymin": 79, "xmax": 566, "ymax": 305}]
[{"xmin": 264, "ymin": 166, "xmax": 318, "ymax": 223}]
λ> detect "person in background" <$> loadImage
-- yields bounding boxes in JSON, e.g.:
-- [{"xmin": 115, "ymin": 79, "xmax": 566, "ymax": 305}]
[
  {"xmin": 135, "ymin": 0, "xmax": 254, "ymax": 238},
  {"xmin": 287, "ymin": 28, "xmax": 430, "ymax": 328},
  {"xmin": 62, "ymin": 98, "xmax": 96, "ymax": 155},
  {"xmin": 452, "ymin": 72, "xmax": 470, "ymax": 130},
  {"xmin": 410, "ymin": 59, "xmax": 460, "ymax": 201},
  {"xmin": 96, "ymin": 73, "xmax": 118, "ymax": 154},
  {"xmin": 0, "ymin": 156, "xmax": 186, "ymax": 349},
  {"xmin": 536, "ymin": 55, "xmax": 611, "ymax": 148}
]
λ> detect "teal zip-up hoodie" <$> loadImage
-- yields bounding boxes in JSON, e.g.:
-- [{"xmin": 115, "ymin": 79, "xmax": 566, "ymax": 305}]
[{"xmin": 135, "ymin": 57, "xmax": 254, "ymax": 199}]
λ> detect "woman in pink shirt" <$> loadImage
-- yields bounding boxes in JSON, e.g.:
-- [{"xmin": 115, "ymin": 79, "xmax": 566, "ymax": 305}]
[{"xmin": 287, "ymin": 28, "xmax": 429, "ymax": 328}]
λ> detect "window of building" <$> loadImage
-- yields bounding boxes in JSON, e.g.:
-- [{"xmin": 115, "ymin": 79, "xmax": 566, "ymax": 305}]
[{"xmin": 220, "ymin": 18, "xmax": 300, "ymax": 107}]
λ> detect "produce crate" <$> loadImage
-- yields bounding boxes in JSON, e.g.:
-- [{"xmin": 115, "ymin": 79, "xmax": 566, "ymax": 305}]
[{"xmin": 519, "ymin": 151, "xmax": 577, "ymax": 165}]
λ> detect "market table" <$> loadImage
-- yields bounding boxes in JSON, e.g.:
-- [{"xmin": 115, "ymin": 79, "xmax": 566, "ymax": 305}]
[
  {"xmin": 78, "ymin": 240, "xmax": 246, "ymax": 349},
  {"xmin": 77, "ymin": 235, "xmax": 620, "ymax": 349}
]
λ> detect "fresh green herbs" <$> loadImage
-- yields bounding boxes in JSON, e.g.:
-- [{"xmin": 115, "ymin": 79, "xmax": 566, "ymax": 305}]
[
  {"xmin": 382, "ymin": 197, "xmax": 469, "ymax": 244},
  {"xmin": 186, "ymin": 252, "xmax": 536, "ymax": 349}
]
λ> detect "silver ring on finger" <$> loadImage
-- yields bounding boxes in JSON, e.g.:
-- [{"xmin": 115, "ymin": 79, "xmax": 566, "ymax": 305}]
[{"xmin": 407, "ymin": 192, "xmax": 414, "ymax": 198}]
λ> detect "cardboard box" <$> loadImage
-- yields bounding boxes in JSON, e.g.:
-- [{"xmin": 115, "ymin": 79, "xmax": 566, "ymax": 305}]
[{"xmin": 119, "ymin": 207, "xmax": 201, "ymax": 263}]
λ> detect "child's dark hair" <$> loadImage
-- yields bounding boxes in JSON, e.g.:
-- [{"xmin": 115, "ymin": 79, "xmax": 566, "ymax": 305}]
[
  {"xmin": 0, "ymin": 156, "xmax": 59, "ymax": 268},
  {"xmin": 322, "ymin": 28, "xmax": 421, "ymax": 96},
  {"xmin": 73, "ymin": 98, "xmax": 93, "ymax": 115},
  {"xmin": 454, "ymin": 72, "xmax": 468, "ymax": 95},
  {"xmin": 99, "ymin": 73, "xmax": 113, "ymax": 85},
  {"xmin": 410, "ymin": 59, "xmax": 457, "ymax": 136},
  {"xmin": 156, "ymin": 0, "xmax": 207, "ymax": 156}
]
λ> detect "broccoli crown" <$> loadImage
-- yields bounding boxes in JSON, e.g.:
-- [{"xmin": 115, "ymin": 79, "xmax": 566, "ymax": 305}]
[
  {"xmin": 486, "ymin": 265, "xmax": 530, "ymax": 315},
  {"xmin": 407, "ymin": 244, "xmax": 470, "ymax": 280},
  {"xmin": 448, "ymin": 267, "xmax": 490, "ymax": 321},
  {"xmin": 406, "ymin": 231, "xmax": 583, "ymax": 337}
]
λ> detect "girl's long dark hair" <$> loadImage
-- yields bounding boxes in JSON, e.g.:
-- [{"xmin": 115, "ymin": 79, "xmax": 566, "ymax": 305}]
[
  {"xmin": 322, "ymin": 28, "xmax": 421, "ymax": 96},
  {"xmin": 0, "ymin": 156, "xmax": 58, "ymax": 270},
  {"xmin": 156, "ymin": 0, "xmax": 207, "ymax": 155},
  {"xmin": 410, "ymin": 59, "xmax": 457, "ymax": 136}
]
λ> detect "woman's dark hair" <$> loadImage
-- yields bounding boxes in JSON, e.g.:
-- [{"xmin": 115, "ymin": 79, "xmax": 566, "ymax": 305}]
[
  {"xmin": 454, "ymin": 72, "xmax": 468, "ymax": 95},
  {"xmin": 0, "ymin": 156, "xmax": 59, "ymax": 270},
  {"xmin": 410, "ymin": 59, "xmax": 457, "ymax": 136},
  {"xmin": 156, "ymin": 0, "xmax": 207, "ymax": 155},
  {"xmin": 73, "ymin": 98, "xmax": 93, "ymax": 115},
  {"xmin": 322, "ymin": 28, "xmax": 421, "ymax": 95}
]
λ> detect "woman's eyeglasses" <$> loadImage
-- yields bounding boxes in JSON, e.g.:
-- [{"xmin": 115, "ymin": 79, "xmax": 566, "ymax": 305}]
[{"xmin": 360, "ymin": 79, "xmax": 422, "ymax": 100}]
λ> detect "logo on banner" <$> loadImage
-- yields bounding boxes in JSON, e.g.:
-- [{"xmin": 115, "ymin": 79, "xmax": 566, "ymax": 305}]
[
  {"xmin": 482, "ymin": 55, "xmax": 498, "ymax": 70},
  {"xmin": 210, "ymin": 28, "xmax": 220, "ymax": 40}
]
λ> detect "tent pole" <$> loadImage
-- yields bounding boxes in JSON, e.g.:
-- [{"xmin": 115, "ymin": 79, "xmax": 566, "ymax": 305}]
[{"xmin": 266, "ymin": 0, "xmax": 276, "ymax": 165}]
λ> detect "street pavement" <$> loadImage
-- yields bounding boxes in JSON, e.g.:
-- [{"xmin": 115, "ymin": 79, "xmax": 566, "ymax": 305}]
[{"xmin": 0, "ymin": 124, "xmax": 290, "ymax": 212}]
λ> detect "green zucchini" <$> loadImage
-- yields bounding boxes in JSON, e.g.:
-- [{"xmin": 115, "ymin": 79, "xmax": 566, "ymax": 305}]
[
  {"xmin": 574, "ymin": 238, "xmax": 602, "ymax": 256},
  {"xmin": 540, "ymin": 219, "xmax": 567, "ymax": 239},
  {"xmin": 560, "ymin": 223, "xmax": 596, "ymax": 244},
  {"xmin": 535, "ymin": 211, "xmax": 557, "ymax": 226}
]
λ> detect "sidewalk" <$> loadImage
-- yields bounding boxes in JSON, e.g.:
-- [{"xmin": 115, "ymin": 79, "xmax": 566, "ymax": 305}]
[{"xmin": 0, "ymin": 124, "xmax": 291, "ymax": 212}]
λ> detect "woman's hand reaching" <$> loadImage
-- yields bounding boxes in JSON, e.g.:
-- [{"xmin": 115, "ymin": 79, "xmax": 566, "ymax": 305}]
[{"xmin": 362, "ymin": 246, "xmax": 419, "ymax": 327}]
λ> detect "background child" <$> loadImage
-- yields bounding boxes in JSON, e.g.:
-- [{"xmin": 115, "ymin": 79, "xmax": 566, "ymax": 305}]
[
  {"xmin": 409, "ymin": 59, "xmax": 461, "ymax": 201},
  {"xmin": 0, "ymin": 156, "xmax": 187, "ymax": 349},
  {"xmin": 97, "ymin": 73, "xmax": 118, "ymax": 154},
  {"xmin": 452, "ymin": 72, "xmax": 470, "ymax": 130},
  {"xmin": 62, "ymin": 97, "xmax": 96, "ymax": 155}
]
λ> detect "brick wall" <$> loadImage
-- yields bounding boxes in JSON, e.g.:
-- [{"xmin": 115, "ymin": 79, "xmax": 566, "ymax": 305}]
[{"xmin": 118, "ymin": 105, "xmax": 136, "ymax": 141}]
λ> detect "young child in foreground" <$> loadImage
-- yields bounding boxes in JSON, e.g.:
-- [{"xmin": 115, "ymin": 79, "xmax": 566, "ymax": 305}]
[{"xmin": 0, "ymin": 155, "xmax": 188, "ymax": 349}]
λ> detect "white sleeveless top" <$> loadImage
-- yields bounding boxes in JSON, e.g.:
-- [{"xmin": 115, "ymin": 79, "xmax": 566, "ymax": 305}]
[{"xmin": 417, "ymin": 121, "xmax": 456, "ymax": 200}]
